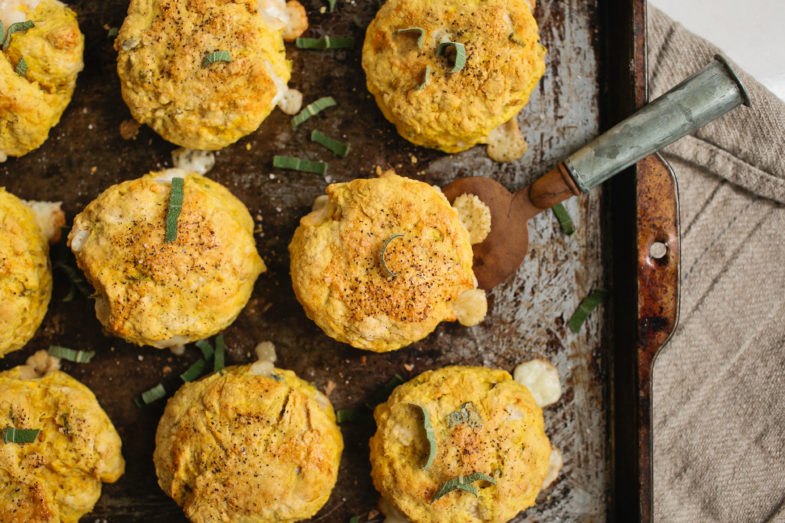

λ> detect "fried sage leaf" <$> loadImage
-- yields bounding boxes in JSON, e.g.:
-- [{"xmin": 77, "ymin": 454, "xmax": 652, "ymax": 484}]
[
  {"xmin": 410, "ymin": 403, "xmax": 437, "ymax": 469},
  {"xmin": 431, "ymin": 472, "xmax": 496, "ymax": 503}
]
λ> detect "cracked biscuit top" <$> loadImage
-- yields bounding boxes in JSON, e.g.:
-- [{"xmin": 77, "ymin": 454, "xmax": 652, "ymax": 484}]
[
  {"xmin": 115, "ymin": 0, "xmax": 291, "ymax": 150},
  {"xmin": 68, "ymin": 170, "xmax": 264, "ymax": 348},
  {"xmin": 362, "ymin": 0, "xmax": 546, "ymax": 153},
  {"xmin": 288, "ymin": 172, "xmax": 480, "ymax": 352},
  {"xmin": 153, "ymin": 365, "xmax": 343, "ymax": 523}
]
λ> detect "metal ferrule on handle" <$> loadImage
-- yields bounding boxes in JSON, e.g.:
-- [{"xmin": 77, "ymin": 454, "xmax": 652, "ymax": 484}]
[{"xmin": 564, "ymin": 55, "xmax": 751, "ymax": 193}]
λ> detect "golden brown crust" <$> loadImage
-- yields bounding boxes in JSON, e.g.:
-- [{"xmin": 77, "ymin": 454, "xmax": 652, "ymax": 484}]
[
  {"xmin": 69, "ymin": 171, "xmax": 265, "ymax": 347},
  {"xmin": 0, "ymin": 368, "xmax": 124, "ymax": 523},
  {"xmin": 361, "ymin": 0, "xmax": 546, "ymax": 153},
  {"xmin": 116, "ymin": 0, "xmax": 291, "ymax": 150},
  {"xmin": 288, "ymin": 172, "xmax": 476, "ymax": 352},
  {"xmin": 0, "ymin": 188, "xmax": 51, "ymax": 357},
  {"xmin": 370, "ymin": 366, "xmax": 551, "ymax": 523},
  {"xmin": 154, "ymin": 365, "xmax": 343, "ymax": 523},
  {"xmin": 0, "ymin": 0, "xmax": 84, "ymax": 157}
]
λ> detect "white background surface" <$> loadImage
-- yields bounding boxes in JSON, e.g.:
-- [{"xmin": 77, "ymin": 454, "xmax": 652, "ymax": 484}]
[{"xmin": 651, "ymin": 0, "xmax": 785, "ymax": 101}]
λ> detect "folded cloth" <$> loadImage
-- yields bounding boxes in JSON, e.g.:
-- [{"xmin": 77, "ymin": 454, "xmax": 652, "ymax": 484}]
[{"xmin": 648, "ymin": 6, "xmax": 785, "ymax": 522}]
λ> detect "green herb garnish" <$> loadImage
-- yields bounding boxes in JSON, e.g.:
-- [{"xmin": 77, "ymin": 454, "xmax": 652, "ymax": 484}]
[
  {"xmin": 310, "ymin": 130, "xmax": 350, "ymax": 158},
  {"xmin": 195, "ymin": 339, "xmax": 214, "ymax": 360},
  {"xmin": 325, "ymin": 0, "xmax": 337, "ymax": 12},
  {"xmin": 336, "ymin": 408, "xmax": 371, "ymax": 424},
  {"xmin": 348, "ymin": 517, "xmax": 360, "ymax": 523},
  {"xmin": 509, "ymin": 34, "xmax": 527, "ymax": 46},
  {"xmin": 2, "ymin": 21, "xmax": 34, "ymax": 50},
  {"xmin": 415, "ymin": 65, "xmax": 430, "ymax": 90},
  {"xmin": 431, "ymin": 472, "xmax": 496, "ymax": 503},
  {"xmin": 48, "ymin": 345, "xmax": 95, "ymax": 363},
  {"xmin": 213, "ymin": 334, "xmax": 225, "ymax": 373},
  {"xmin": 164, "ymin": 177, "xmax": 184, "ymax": 243},
  {"xmin": 295, "ymin": 36, "xmax": 354, "ymax": 49},
  {"xmin": 568, "ymin": 288, "xmax": 608, "ymax": 333},
  {"xmin": 379, "ymin": 234, "xmax": 403, "ymax": 277},
  {"xmin": 446, "ymin": 401, "xmax": 483, "ymax": 429},
  {"xmin": 273, "ymin": 155, "xmax": 328, "ymax": 175},
  {"xmin": 292, "ymin": 96, "xmax": 336, "ymax": 127},
  {"xmin": 410, "ymin": 404, "xmax": 437, "ymax": 469},
  {"xmin": 396, "ymin": 27, "xmax": 425, "ymax": 48},
  {"xmin": 180, "ymin": 359, "xmax": 207, "ymax": 382},
  {"xmin": 552, "ymin": 203, "xmax": 575, "ymax": 235},
  {"xmin": 107, "ymin": 27, "xmax": 119, "ymax": 39},
  {"xmin": 365, "ymin": 374, "xmax": 404, "ymax": 409},
  {"xmin": 3, "ymin": 427, "xmax": 39, "ymax": 444},
  {"xmin": 436, "ymin": 41, "xmax": 466, "ymax": 73},
  {"xmin": 203, "ymin": 50, "xmax": 232, "ymax": 67},
  {"xmin": 137, "ymin": 383, "xmax": 166, "ymax": 406},
  {"xmin": 55, "ymin": 261, "xmax": 92, "ymax": 300},
  {"xmin": 14, "ymin": 57, "xmax": 27, "ymax": 76}
]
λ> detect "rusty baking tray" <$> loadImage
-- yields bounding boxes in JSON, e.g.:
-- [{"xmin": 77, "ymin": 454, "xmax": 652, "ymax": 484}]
[{"xmin": 0, "ymin": 0, "xmax": 678, "ymax": 521}]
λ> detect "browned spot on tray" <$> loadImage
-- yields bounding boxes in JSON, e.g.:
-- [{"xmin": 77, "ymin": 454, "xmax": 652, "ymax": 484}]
[{"xmin": 119, "ymin": 119, "xmax": 141, "ymax": 140}]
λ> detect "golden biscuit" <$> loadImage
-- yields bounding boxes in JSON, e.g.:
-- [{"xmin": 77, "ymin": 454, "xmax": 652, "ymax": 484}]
[
  {"xmin": 362, "ymin": 0, "xmax": 546, "ymax": 154},
  {"xmin": 289, "ymin": 171, "xmax": 484, "ymax": 352},
  {"xmin": 154, "ymin": 365, "xmax": 343, "ymax": 522},
  {"xmin": 0, "ymin": 0, "xmax": 84, "ymax": 160},
  {"xmin": 370, "ymin": 366, "xmax": 551, "ymax": 523},
  {"xmin": 69, "ymin": 170, "xmax": 265, "ymax": 348},
  {"xmin": 116, "ymin": 0, "xmax": 299, "ymax": 150},
  {"xmin": 0, "ymin": 365, "xmax": 125, "ymax": 523},
  {"xmin": 0, "ymin": 188, "xmax": 51, "ymax": 357}
]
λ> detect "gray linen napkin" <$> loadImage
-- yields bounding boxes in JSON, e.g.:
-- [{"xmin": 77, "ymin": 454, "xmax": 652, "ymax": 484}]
[{"xmin": 648, "ymin": 6, "xmax": 785, "ymax": 522}]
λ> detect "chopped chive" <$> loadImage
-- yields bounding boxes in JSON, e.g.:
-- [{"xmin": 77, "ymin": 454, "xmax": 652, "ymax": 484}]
[
  {"xmin": 310, "ymin": 130, "xmax": 350, "ymax": 158},
  {"xmin": 107, "ymin": 27, "xmax": 119, "ymax": 39},
  {"xmin": 414, "ymin": 65, "xmax": 430, "ymax": 90},
  {"xmin": 436, "ymin": 41, "xmax": 466, "ymax": 73},
  {"xmin": 509, "ymin": 34, "xmax": 527, "ymax": 46},
  {"xmin": 551, "ymin": 203, "xmax": 575, "ymax": 235},
  {"xmin": 14, "ymin": 57, "xmax": 27, "ymax": 76},
  {"xmin": 336, "ymin": 408, "xmax": 371, "ymax": 424},
  {"xmin": 213, "ymin": 335, "xmax": 225, "ymax": 373},
  {"xmin": 48, "ymin": 345, "xmax": 95, "ymax": 363},
  {"xmin": 3, "ymin": 21, "xmax": 34, "ymax": 50},
  {"xmin": 325, "ymin": 0, "xmax": 336, "ymax": 12},
  {"xmin": 165, "ymin": 177, "xmax": 184, "ymax": 243},
  {"xmin": 349, "ymin": 517, "xmax": 360, "ymax": 523},
  {"xmin": 291, "ymin": 96, "xmax": 336, "ymax": 128},
  {"xmin": 396, "ymin": 27, "xmax": 425, "ymax": 48},
  {"xmin": 203, "ymin": 50, "xmax": 231, "ymax": 67},
  {"xmin": 568, "ymin": 289, "xmax": 608, "ymax": 333},
  {"xmin": 365, "ymin": 374, "xmax": 404, "ymax": 409},
  {"xmin": 180, "ymin": 359, "xmax": 207, "ymax": 382},
  {"xmin": 431, "ymin": 472, "xmax": 496, "ymax": 503},
  {"xmin": 195, "ymin": 339, "xmax": 214, "ymax": 360},
  {"xmin": 3, "ymin": 427, "xmax": 40, "ymax": 444},
  {"xmin": 273, "ymin": 156, "xmax": 328, "ymax": 175},
  {"xmin": 295, "ymin": 36, "xmax": 354, "ymax": 49},
  {"xmin": 0, "ymin": 21, "xmax": 3, "ymax": 44},
  {"xmin": 379, "ymin": 234, "xmax": 403, "ymax": 278},
  {"xmin": 410, "ymin": 404, "xmax": 437, "ymax": 469},
  {"xmin": 138, "ymin": 383, "xmax": 166, "ymax": 405},
  {"xmin": 54, "ymin": 261, "xmax": 92, "ymax": 299}
]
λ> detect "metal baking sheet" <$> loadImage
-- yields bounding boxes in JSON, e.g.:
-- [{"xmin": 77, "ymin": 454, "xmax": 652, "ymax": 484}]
[{"xmin": 0, "ymin": 0, "xmax": 609, "ymax": 520}]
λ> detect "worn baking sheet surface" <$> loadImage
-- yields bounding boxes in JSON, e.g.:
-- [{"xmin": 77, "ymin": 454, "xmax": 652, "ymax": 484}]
[{"xmin": 0, "ymin": 0, "xmax": 607, "ymax": 521}]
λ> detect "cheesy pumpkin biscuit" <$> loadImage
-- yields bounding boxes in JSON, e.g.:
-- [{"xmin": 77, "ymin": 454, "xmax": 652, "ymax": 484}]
[
  {"xmin": 362, "ymin": 0, "xmax": 546, "ymax": 154},
  {"xmin": 289, "ymin": 171, "xmax": 486, "ymax": 352},
  {"xmin": 0, "ymin": 188, "xmax": 52, "ymax": 357},
  {"xmin": 0, "ymin": 364, "xmax": 125, "ymax": 523},
  {"xmin": 68, "ymin": 170, "xmax": 265, "ymax": 348},
  {"xmin": 154, "ymin": 365, "xmax": 343, "ymax": 523},
  {"xmin": 0, "ymin": 0, "xmax": 84, "ymax": 161},
  {"xmin": 115, "ymin": 0, "xmax": 306, "ymax": 150},
  {"xmin": 370, "ymin": 366, "xmax": 552, "ymax": 523}
]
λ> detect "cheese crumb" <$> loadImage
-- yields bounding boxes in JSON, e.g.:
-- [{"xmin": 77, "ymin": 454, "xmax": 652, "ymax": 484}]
[
  {"xmin": 452, "ymin": 289, "xmax": 488, "ymax": 326},
  {"xmin": 452, "ymin": 193, "xmax": 491, "ymax": 244},
  {"xmin": 541, "ymin": 447, "xmax": 563, "ymax": 489},
  {"xmin": 171, "ymin": 148, "xmax": 215, "ymax": 175},
  {"xmin": 513, "ymin": 358, "xmax": 561, "ymax": 407},
  {"xmin": 487, "ymin": 117, "xmax": 528, "ymax": 162}
]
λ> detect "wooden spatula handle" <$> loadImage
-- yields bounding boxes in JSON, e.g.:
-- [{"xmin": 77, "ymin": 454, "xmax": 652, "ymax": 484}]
[{"xmin": 528, "ymin": 162, "xmax": 581, "ymax": 210}]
